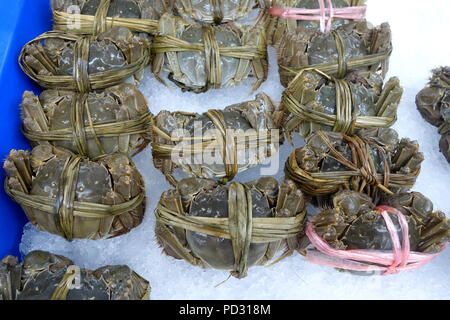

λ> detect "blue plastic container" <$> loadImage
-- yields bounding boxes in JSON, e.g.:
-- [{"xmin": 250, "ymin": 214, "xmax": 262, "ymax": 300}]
[{"xmin": 0, "ymin": 0, "xmax": 51, "ymax": 258}]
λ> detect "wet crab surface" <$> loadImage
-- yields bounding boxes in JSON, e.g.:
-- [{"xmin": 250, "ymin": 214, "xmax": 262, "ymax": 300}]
[{"xmin": 0, "ymin": 250, "xmax": 150, "ymax": 300}]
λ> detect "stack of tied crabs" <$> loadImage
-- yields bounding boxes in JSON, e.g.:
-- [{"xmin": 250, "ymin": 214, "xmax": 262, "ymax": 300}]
[{"xmin": 1, "ymin": 0, "xmax": 448, "ymax": 299}]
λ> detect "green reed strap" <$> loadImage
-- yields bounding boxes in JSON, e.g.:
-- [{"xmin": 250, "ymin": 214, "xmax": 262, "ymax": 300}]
[
  {"xmin": 50, "ymin": 266, "xmax": 80, "ymax": 300},
  {"xmin": 73, "ymin": 36, "xmax": 92, "ymax": 93},
  {"xmin": 205, "ymin": 109, "xmax": 238, "ymax": 183},
  {"xmin": 54, "ymin": 156, "xmax": 83, "ymax": 241},
  {"xmin": 333, "ymin": 78, "xmax": 355, "ymax": 134},
  {"xmin": 203, "ymin": 25, "xmax": 221, "ymax": 89},
  {"xmin": 228, "ymin": 182, "xmax": 253, "ymax": 279},
  {"xmin": 333, "ymin": 30, "xmax": 348, "ymax": 79},
  {"xmin": 93, "ymin": 0, "xmax": 111, "ymax": 35}
]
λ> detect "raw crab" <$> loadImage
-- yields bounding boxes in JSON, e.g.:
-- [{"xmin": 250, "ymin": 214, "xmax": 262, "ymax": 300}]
[
  {"xmin": 21, "ymin": 83, "xmax": 152, "ymax": 158},
  {"xmin": 174, "ymin": 0, "xmax": 256, "ymax": 24},
  {"xmin": 3, "ymin": 145, "xmax": 146, "ymax": 241},
  {"xmin": 151, "ymin": 13, "xmax": 268, "ymax": 93},
  {"xmin": 284, "ymin": 128, "xmax": 424, "ymax": 204},
  {"xmin": 19, "ymin": 27, "xmax": 149, "ymax": 92},
  {"xmin": 298, "ymin": 190, "xmax": 449, "ymax": 274},
  {"xmin": 280, "ymin": 69, "xmax": 403, "ymax": 140},
  {"xmin": 155, "ymin": 177, "xmax": 307, "ymax": 278},
  {"xmin": 151, "ymin": 93, "xmax": 283, "ymax": 184},
  {"xmin": 274, "ymin": 20, "xmax": 392, "ymax": 87},
  {"xmin": 416, "ymin": 66, "xmax": 450, "ymax": 163},
  {"xmin": 0, "ymin": 250, "xmax": 150, "ymax": 300},
  {"xmin": 52, "ymin": 0, "xmax": 173, "ymax": 36}
]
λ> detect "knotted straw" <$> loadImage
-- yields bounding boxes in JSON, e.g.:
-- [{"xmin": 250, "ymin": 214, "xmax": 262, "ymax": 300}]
[
  {"xmin": 19, "ymin": 31, "xmax": 150, "ymax": 92},
  {"xmin": 270, "ymin": 0, "xmax": 367, "ymax": 33},
  {"xmin": 53, "ymin": 0, "xmax": 158, "ymax": 36},
  {"xmin": 281, "ymin": 69, "xmax": 398, "ymax": 136},
  {"xmin": 151, "ymin": 24, "xmax": 267, "ymax": 92},
  {"xmin": 285, "ymin": 131, "xmax": 420, "ymax": 199},
  {"xmin": 305, "ymin": 206, "xmax": 448, "ymax": 274},
  {"xmin": 155, "ymin": 181, "xmax": 305, "ymax": 278},
  {"xmin": 151, "ymin": 109, "xmax": 277, "ymax": 184},
  {"xmin": 4, "ymin": 155, "xmax": 145, "ymax": 241},
  {"xmin": 21, "ymin": 93, "xmax": 152, "ymax": 158},
  {"xmin": 278, "ymin": 27, "xmax": 391, "ymax": 81}
]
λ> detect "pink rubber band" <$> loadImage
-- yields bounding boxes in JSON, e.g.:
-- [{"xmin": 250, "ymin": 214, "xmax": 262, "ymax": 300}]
[
  {"xmin": 269, "ymin": 0, "xmax": 367, "ymax": 33},
  {"xmin": 305, "ymin": 206, "xmax": 447, "ymax": 275}
]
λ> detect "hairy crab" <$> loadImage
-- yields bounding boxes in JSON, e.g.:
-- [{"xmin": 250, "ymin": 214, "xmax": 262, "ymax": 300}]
[
  {"xmin": 151, "ymin": 13, "xmax": 268, "ymax": 93},
  {"xmin": 3, "ymin": 145, "xmax": 146, "ymax": 241},
  {"xmin": 416, "ymin": 66, "xmax": 450, "ymax": 163},
  {"xmin": 174, "ymin": 0, "xmax": 256, "ymax": 24},
  {"xmin": 299, "ymin": 191, "xmax": 449, "ymax": 275},
  {"xmin": 273, "ymin": 19, "xmax": 391, "ymax": 87},
  {"xmin": 52, "ymin": 0, "xmax": 172, "ymax": 36},
  {"xmin": 155, "ymin": 177, "xmax": 306, "ymax": 278},
  {"xmin": 151, "ymin": 93, "xmax": 283, "ymax": 184},
  {"xmin": 19, "ymin": 27, "xmax": 149, "ymax": 92},
  {"xmin": 21, "ymin": 83, "xmax": 152, "ymax": 159},
  {"xmin": 284, "ymin": 128, "xmax": 424, "ymax": 204},
  {"xmin": 0, "ymin": 251, "xmax": 150, "ymax": 300},
  {"xmin": 280, "ymin": 69, "xmax": 403, "ymax": 140}
]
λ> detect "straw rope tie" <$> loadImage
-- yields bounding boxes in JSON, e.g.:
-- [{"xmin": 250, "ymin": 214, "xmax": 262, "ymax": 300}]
[
  {"xmin": 333, "ymin": 30, "xmax": 348, "ymax": 79},
  {"xmin": 71, "ymin": 94, "xmax": 106, "ymax": 156},
  {"xmin": 202, "ymin": 26, "xmax": 221, "ymax": 89},
  {"xmin": 333, "ymin": 78, "xmax": 355, "ymax": 134},
  {"xmin": 93, "ymin": 0, "xmax": 111, "ymax": 35},
  {"xmin": 205, "ymin": 109, "xmax": 238, "ymax": 182},
  {"xmin": 228, "ymin": 182, "xmax": 253, "ymax": 278},
  {"xmin": 53, "ymin": 156, "xmax": 83, "ymax": 241},
  {"xmin": 73, "ymin": 36, "xmax": 92, "ymax": 93},
  {"xmin": 50, "ymin": 265, "xmax": 80, "ymax": 300}
]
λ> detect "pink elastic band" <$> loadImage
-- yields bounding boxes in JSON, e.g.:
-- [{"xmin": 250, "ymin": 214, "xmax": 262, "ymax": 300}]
[
  {"xmin": 305, "ymin": 206, "xmax": 447, "ymax": 275},
  {"xmin": 270, "ymin": 0, "xmax": 367, "ymax": 33}
]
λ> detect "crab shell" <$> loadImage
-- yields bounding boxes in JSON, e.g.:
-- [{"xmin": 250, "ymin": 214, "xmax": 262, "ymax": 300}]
[
  {"xmin": 3, "ymin": 145, "xmax": 146, "ymax": 240},
  {"xmin": 151, "ymin": 93, "xmax": 282, "ymax": 184},
  {"xmin": 0, "ymin": 250, "xmax": 150, "ymax": 300},
  {"xmin": 174, "ymin": 0, "xmax": 256, "ymax": 24},
  {"xmin": 280, "ymin": 69, "xmax": 403, "ymax": 139},
  {"xmin": 21, "ymin": 83, "xmax": 151, "ymax": 159},
  {"xmin": 285, "ymin": 128, "xmax": 424, "ymax": 204},
  {"xmin": 152, "ymin": 13, "xmax": 268, "ymax": 93},
  {"xmin": 155, "ymin": 177, "xmax": 306, "ymax": 278},
  {"xmin": 274, "ymin": 20, "xmax": 391, "ymax": 87},
  {"xmin": 20, "ymin": 26, "xmax": 149, "ymax": 91},
  {"xmin": 301, "ymin": 191, "xmax": 449, "ymax": 256}
]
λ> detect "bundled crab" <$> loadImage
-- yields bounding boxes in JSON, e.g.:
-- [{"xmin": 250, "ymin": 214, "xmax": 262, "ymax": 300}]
[
  {"xmin": 284, "ymin": 128, "xmax": 424, "ymax": 205},
  {"xmin": 3, "ymin": 145, "xmax": 146, "ymax": 241},
  {"xmin": 0, "ymin": 250, "xmax": 150, "ymax": 300},
  {"xmin": 51, "ymin": 0, "xmax": 172, "ymax": 36},
  {"xmin": 266, "ymin": 0, "xmax": 391, "ymax": 87},
  {"xmin": 155, "ymin": 177, "xmax": 306, "ymax": 278},
  {"xmin": 19, "ymin": 27, "xmax": 149, "ymax": 92},
  {"xmin": 21, "ymin": 83, "xmax": 152, "ymax": 159},
  {"xmin": 151, "ymin": 13, "xmax": 268, "ymax": 93},
  {"xmin": 299, "ymin": 190, "xmax": 449, "ymax": 275},
  {"xmin": 151, "ymin": 93, "xmax": 282, "ymax": 185},
  {"xmin": 416, "ymin": 66, "xmax": 450, "ymax": 164},
  {"xmin": 279, "ymin": 69, "xmax": 403, "ymax": 140},
  {"xmin": 173, "ymin": 0, "xmax": 257, "ymax": 24}
]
